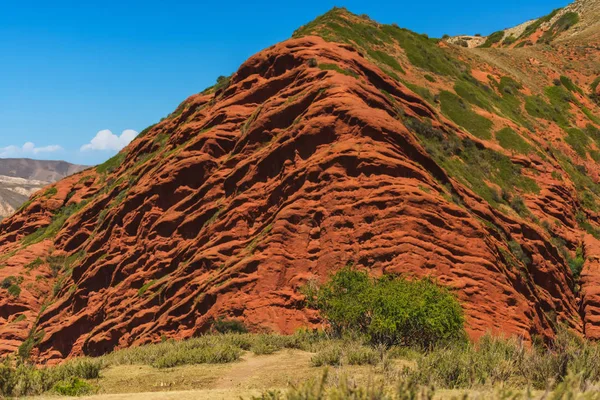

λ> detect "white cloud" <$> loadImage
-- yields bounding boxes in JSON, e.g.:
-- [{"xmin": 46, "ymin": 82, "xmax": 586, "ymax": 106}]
[
  {"xmin": 0, "ymin": 142, "xmax": 63, "ymax": 158},
  {"xmin": 80, "ymin": 129, "xmax": 138, "ymax": 152}
]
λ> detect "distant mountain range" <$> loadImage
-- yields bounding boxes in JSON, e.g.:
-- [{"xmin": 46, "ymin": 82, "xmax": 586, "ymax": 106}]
[{"xmin": 0, "ymin": 158, "xmax": 87, "ymax": 220}]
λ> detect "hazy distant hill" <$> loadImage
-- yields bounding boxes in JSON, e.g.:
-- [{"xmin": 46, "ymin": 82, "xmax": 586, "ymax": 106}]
[{"xmin": 0, "ymin": 158, "xmax": 86, "ymax": 219}]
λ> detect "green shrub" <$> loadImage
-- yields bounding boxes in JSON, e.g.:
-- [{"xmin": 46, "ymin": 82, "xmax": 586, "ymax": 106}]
[
  {"xmin": 7, "ymin": 284, "xmax": 21, "ymax": 297},
  {"xmin": 311, "ymin": 345, "xmax": 343, "ymax": 366},
  {"xmin": 508, "ymin": 240, "xmax": 531, "ymax": 266},
  {"xmin": 307, "ymin": 267, "xmax": 466, "ymax": 348},
  {"xmin": 345, "ymin": 345, "xmax": 379, "ymax": 365},
  {"xmin": 509, "ymin": 196, "xmax": 529, "ymax": 217},
  {"xmin": 569, "ymin": 247, "xmax": 585, "ymax": 279},
  {"xmin": 1, "ymin": 277, "xmax": 14, "ymax": 289},
  {"xmin": 52, "ymin": 377, "xmax": 97, "ymax": 396},
  {"xmin": 479, "ymin": 31, "xmax": 504, "ymax": 48}
]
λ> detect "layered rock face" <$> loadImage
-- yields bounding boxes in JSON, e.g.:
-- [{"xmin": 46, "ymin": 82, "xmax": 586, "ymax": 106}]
[{"xmin": 1, "ymin": 4, "xmax": 600, "ymax": 362}]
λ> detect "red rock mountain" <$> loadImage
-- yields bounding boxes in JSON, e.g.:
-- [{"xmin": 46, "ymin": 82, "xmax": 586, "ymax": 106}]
[{"xmin": 1, "ymin": 1, "xmax": 600, "ymax": 362}]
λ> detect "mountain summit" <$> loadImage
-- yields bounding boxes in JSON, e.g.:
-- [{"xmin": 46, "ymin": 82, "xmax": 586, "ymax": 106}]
[{"xmin": 1, "ymin": 2, "xmax": 600, "ymax": 361}]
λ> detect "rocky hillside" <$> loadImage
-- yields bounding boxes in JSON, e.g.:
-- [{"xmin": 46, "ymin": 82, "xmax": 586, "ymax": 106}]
[
  {"xmin": 0, "ymin": 159, "xmax": 86, "ymax": 220},
  {"xmin": 450, "ymin": 0, "xmax": 600, "ymax": 48},
  {"xmin": 1, "ymin": 0, "xmax": 600, "ymax": 362}
]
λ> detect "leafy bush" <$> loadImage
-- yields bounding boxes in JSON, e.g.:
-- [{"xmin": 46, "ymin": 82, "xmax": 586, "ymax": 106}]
[
  {"xmin": 306, "ymin": 267, "xmax": 466, "ymax": 348},
  {"xmin": 52, "ymin": 377, "xmax": 97, "ymax": 396},
  {"xmin": 569, "ymin": 247, "xmax": 585, "ymax": 279},
  {"xmin": 311, "ymin": 345, "xmax": 343, "ymax": 367}
]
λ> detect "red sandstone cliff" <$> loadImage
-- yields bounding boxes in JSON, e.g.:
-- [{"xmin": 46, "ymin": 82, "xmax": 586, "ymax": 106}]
[{"xmin": 1, "ymin": 4, "xmax": 600, "ymax": 362}]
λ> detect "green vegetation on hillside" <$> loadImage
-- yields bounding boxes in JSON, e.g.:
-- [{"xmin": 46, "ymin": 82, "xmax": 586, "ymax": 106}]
[
  {"xmin": 439, "ymin": 91, "xmax": 493, "ymax": 139},
  {"xmin": 540, "ymin": 11, "xmax": 580, "ymax": 43},
  {"xmin": 519, "ymin": 8, "xmax": 561, "ymax": 39},
  {"xmin": 304, "ymin": 267, "xmax": 465, "ymax": 348},
  {"xmin": 479, "ymin": 30, "xmax": 504, "ymax": 48},
  {"xmin": 592, "ymin": 77, "xmax": 600, "ymax": 105},
  {"xmin": 495, "ymin": 127, "xmax": 532, "ymax": 154},
  {"xmin": 21, "ymin": 201, "xmax": 88, "ymax": 247},
  {"xmin": 406, "ymin": 117, "xmax": 539, "ymax": 209},
  {"xmin": 293, "ymin": 7, "xmax": 464, "ymax": 78}
]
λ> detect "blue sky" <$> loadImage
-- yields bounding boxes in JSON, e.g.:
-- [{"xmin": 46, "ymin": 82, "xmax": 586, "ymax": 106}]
[{"xmin": 0, "ymin": 0, "xmax": 570, "ymax": 165}]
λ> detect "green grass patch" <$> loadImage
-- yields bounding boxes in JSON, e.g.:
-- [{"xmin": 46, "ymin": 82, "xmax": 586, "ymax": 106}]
[
  {"xmin": 560, "ymin": 75, "xmax": 584, "ymax": 95},
  {"xmin": 479, "ymin": 31, "xmax": 504, "ymax": 48},
  {"xmin": 565, "ymin": 127, "xmax": 590, "ymax": 157},
  {"xmin": 367, "ymin": 49, "xmax": 405, "ymax": 74},
  {"xmin": 22, "ymin": 201, "xmax": 87, "ymax": 247},
  {"xmin": 318, "ymin": 63, "xmax": 358, "ymax": 78},
  {"xmin": 525, "ymin": 94, "xmax": 570, "ymax": 127},
  {"xmin": 293, "ymin": 8, "xmax": 464, "ymax": 78},
  {"xmin": 96, "ymin": 152, "xmax": 127, "ymax": 174},
  {"xmin": 25, "ymin": 257, "xmax": 44, "ymax": 270},
  {"xmin": 539, "ymin": 12, "xmax": 579, "ymax": 43},
  {"xmin": 582, "ymin": 107, "xmax": 600, "ymax": 125},
  {"xmin": 439, "ymin": 90, "xmax": 493, "ymax": 139},
  {"xmin": 43, "ymin": 187, "xmax": 58, "ymax": 198},
  {"xmin": 406, "ymin": 118, "xmax": 539, "ymax": 208},
  {"xmin": 495, "ymin": 127, "xmax": 532, "ymax": 154},
  {"xmin": 519, "ymin": 8, "xmax": 561, "ymax": 39}
]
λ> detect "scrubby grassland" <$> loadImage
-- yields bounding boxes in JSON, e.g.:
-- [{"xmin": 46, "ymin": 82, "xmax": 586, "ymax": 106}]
[
  {"xmin": 4, "ymin": 271, "xmax": 600, "ymax": 399},
  {"xmin": 6, "ymin": 330, "xmax": 600, "ymax": 399}
]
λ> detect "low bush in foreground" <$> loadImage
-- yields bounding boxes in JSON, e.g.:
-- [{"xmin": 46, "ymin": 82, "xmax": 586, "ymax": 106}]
[{"xmin": 304, "ymin": 267, "xmax": 466, "ymax": 348}]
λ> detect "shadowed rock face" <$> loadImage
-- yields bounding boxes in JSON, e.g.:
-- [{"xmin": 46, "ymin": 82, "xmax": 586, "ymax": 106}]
[
  {"xmin": 0, "ymin": 4, "xmax": 600, "ymax": 362},
  {"xmin": 0, "ymin": 159, "xmax": 86, "ymax": 220}
]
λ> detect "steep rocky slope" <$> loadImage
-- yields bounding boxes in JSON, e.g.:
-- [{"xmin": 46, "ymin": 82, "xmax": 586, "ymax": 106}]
[
  {"xmin": 0, "ymin": 159, "xmax": 86, "ymax": 220},
  {"xmin": 451, "ymin": 0, "xmax": 600, "ymax": 48},
  {"xmin": 1, "ymin": 1, "xmax": 600, "ymax": 362}
]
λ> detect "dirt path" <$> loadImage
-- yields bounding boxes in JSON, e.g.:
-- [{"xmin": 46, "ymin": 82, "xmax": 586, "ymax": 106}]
[
  {"xmin": 30, "ymin": 350, "xmax": 317, "ymax": 400},
  {"xmin": 212, "ymin": 349, "xmax": 315, "ymax": 390}
]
